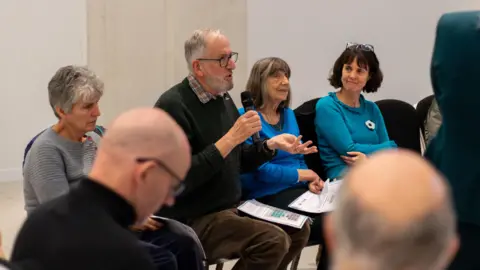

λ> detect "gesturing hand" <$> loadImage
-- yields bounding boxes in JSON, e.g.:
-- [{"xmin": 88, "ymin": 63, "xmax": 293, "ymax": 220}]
[
  {"xmin": 341, "ymin": 151, "xmax": 367, "ymax": 166},
  {"xmin": 130, "ymin": 217, "xmax": 163, "ymax": 232},
  {"xmin": 267, "ymin": 134, "xmax": 318, "ymax": 155},
  {"xmin": 227, "ymin": 110, "xmax": 262, "ymax": 146}
]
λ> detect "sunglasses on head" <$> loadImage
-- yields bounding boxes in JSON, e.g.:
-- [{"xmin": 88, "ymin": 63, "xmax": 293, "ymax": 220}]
[{"xmin": 346, "ymin": 42, "xmax": 374, "ymax": 52}]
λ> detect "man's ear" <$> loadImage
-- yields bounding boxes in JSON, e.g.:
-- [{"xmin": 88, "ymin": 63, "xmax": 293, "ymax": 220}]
[
  {"xmin": 134, "ymin": 162, "xmax": 155, "ymax": 186},
  {"xmin": 445, "ymin": 234, "xmax": 460, "ymax": 267},
  {"xmin": 192, "ymin": 60, "xmax": 204, "ymax": 77}
]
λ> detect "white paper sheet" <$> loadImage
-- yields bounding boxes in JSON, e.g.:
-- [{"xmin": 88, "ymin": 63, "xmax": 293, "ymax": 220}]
[
  {"xmin": 237, "ymin": 200, "xmax": 310, "ymax": 229},
  {"xmin": 288, "ymin": 179, "xmax": 343, "ymax": 214}
]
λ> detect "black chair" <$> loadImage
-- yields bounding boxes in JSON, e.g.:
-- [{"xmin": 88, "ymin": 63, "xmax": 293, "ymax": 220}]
[
  {"xmin": 415, "ymin": 94, "xmax": 435, "ymax": 138},
  {"xmin": 294, "ymin": 97, "xmax": 326, "ymax": 180},
  {"xmin": 375, "ymin": 99, "xmax": 422, "ymax": 153},
  {"xmin": 291, "ymin": 97, "xmax": 325, "ymax": 270}
]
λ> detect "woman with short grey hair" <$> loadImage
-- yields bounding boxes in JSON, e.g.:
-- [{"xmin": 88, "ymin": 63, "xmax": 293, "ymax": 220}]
[
  {"xmin": 22, "ymin": 65, "xmax": 205, "ymax": 270},
  {"xmin": 23, "ymin": 65, "xmax": 104, "ymax": 214}
]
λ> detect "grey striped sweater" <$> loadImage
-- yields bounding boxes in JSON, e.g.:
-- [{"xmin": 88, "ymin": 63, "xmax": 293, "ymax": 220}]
[{"xmin": 23, "ymin": 127, "xmax": 100, "ymax": 214}]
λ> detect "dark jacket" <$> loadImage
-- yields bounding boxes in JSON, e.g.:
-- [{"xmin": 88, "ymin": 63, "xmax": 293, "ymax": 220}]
[{"xmin": 425, "ymin": 11, "xmax": 480, "ymax": 225}]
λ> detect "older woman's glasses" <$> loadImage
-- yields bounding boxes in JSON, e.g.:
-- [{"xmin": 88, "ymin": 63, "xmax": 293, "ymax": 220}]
[
  {"xmin": 197, "ymin": 52, "xmax": 238, "ymax": 68},
  {"xmin": 136, "ymin": 157, "xmax": 185, "ymax": 197},
  {"xmin": 346, "ymin": 42, "xmax": 374, "ymax": 52}
]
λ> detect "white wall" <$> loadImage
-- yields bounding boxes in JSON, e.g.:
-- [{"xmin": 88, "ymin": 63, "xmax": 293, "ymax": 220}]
[
  {"xmin": 87, "ymin": 0, "xmax": 248, "ymax": 124},
  {"xmin": 2, "ymin": 1, "xmax": 479, "ymax": 182},
  {"xmin": 247, "ymin": 0, "xmax": 479, "ymax": 108},
  {"xmin": 0, "ymin": 0, "xmax": 87, "ymax": 182}
]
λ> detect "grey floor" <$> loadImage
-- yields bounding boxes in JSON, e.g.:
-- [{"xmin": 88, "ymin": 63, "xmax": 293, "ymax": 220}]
[{"xmin": 0, "ymin": 180, "xmax": 319, "ymax": 269}]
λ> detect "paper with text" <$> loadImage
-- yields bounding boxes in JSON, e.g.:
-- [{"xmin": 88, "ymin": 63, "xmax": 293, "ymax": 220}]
[
  {"xmin": 288, "ymin": 179, "xmax": 343, "ymax": 214},
  {"xmin": 237, "ymin": 200, "xmax": 310, "ymax": 229}
]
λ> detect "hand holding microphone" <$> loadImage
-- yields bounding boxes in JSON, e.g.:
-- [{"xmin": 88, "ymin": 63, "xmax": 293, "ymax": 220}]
[
  {"xmin": 225, "ymin": 91, "xmax": 263, "ymax": 146},
  {"xmin": 240, "ymin": 91, "xmax": 261, "ymax": 143},
  {"xmin": 215, "ymin": 91, "xmax": 262, "ymax": 157},
  {"xmin": 227, "ymin": 110, "xmax": 262, "ymax": 146}
]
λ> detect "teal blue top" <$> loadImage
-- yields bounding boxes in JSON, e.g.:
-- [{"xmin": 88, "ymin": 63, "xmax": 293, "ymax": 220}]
[
  {"xmin": 425, "ymin": 11, "xmax": 480, "ymax": 225},
  {"xmin": 314, "ymin": 92, "xmax": 397, "ymax": 179}
]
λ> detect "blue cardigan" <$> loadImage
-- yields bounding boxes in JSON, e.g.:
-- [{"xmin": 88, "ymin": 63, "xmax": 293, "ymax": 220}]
[
  {"xmin": 315, "ymin": 92, "xmax": 397, "ymax": 179},
  {"xmin": 239, "ymin": 107, "xmax": 308, "ymax": 199}
]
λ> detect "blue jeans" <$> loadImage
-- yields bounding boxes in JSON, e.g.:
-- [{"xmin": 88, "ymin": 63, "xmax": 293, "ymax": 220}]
[{"xmin": 138, "ymin": 227, "xmax": 204, "ymax": 270}]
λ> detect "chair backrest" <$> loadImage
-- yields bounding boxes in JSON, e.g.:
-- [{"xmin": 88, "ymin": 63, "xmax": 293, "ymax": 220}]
[
  {"xmin": 375, "ymin": 99, "xmax": 421, "ymax": 153},
  {"xmin": 415, "ymin": 94, "xmax": 435, "ymax": 136},
  {"xmin": 22, "ymin": 125, "xmax": 106, "ymax": 169},
  {"xmin": 294, "ymin": 97, "xmax": 326, "ymax": 179}
]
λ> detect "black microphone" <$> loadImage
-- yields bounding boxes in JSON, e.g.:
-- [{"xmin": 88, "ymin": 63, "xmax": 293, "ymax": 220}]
[{"xmin": 240, "ymin": 91, "xmax": 261, "ymax": 143}]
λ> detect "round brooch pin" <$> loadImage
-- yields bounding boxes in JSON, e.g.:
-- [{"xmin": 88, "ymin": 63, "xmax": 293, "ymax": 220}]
[{"xmin": 365, "ymin": 120, "xmax": 375, "ymax": 130}]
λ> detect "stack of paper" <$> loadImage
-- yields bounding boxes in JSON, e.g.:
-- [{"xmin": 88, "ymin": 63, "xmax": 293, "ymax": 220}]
[
  {"xmin": 288, "ymin": 179, "xmax": 343, "ymax": 214},
  {"xmin": 237, "ymin": 200, "xmax": 310, "ymax": 229}
]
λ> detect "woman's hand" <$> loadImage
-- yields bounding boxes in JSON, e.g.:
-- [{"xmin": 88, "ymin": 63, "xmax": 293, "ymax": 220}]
[
  {"xmin": 308, "ymin": 179, "xmax": 324, "ymax": 194},
  {"xmin": 267, "ymin": 135, "xmax": 318, "ymax": 155},
  {"xmin": 341, "ymin": 151, "xmax": 367, "ymax": 166}
]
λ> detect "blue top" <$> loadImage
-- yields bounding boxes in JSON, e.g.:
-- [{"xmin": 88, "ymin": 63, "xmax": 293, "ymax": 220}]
[
  {"xmin": 425, "ymin": 11, "xmax": 480, "ymax": 225},
  {"xmin": 239, "ymin": 107, "xmax": 308, "ymax": 199},
  {"xmin": 315, "ymin": 92, "xmax": 397, "ymax": 179}
]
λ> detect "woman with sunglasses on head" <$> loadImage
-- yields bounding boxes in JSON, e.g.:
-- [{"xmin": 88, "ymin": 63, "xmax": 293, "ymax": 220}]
[{"xmin": 314, "ymin": 43, "xmax": 397, "ymax": 180}]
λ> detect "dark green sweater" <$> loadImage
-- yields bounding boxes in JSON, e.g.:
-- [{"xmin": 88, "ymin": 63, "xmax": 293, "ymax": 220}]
[
  {"xmin": 154, "ymin": 78, "xmax": 275, "ymax": 221},
  {"xmin": 426, "ymin": 11, "xmax": 480, "ymax": 226}
]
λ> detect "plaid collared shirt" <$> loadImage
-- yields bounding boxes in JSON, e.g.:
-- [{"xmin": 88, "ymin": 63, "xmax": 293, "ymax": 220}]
[{"xmin": 187, "ymin": 74, "xmax": 228, "ymax": 104}]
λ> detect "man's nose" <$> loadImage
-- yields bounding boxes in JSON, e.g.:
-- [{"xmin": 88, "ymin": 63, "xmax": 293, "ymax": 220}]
[{"xmin": 227, "ymin": 58, "xmax": 236, "ymax": 70}]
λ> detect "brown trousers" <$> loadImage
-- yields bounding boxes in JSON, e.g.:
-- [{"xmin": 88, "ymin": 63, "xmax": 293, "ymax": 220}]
[{"xmin": 189, "ymin": 208, "xmax": 310, "ymax": 270}]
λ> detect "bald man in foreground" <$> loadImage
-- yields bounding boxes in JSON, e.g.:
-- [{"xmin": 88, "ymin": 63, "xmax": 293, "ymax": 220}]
[
  {"xmin": 7, "ymin": 108, "xmax": 191, "ymax": 270},
  {"xmin": 325, "ymin": 150, "xmax": 458, "ymax": 270}
]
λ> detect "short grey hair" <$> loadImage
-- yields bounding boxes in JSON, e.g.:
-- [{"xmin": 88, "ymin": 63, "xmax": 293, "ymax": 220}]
[
  {"xmin": 184, "ymin": 28, "xmax": 223, "ymax": 72},
  {"xmin": 333, "ymin": 184, "xmax": 456, "ymax": 270},
  {"xmin": 48, "ymin": 65, "xmax": 104, "ymax": 118}
]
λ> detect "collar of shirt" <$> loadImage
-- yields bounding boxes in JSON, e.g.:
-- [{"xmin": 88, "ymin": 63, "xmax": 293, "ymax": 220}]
[{"xmin": 187, "ymin": 74, "xmax": 228, "ymax": 104}]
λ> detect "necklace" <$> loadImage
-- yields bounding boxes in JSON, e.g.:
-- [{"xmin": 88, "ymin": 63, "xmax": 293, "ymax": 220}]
[{"xmin": 261, "ymin": 111, "xmax": 280, "ymax": 125}]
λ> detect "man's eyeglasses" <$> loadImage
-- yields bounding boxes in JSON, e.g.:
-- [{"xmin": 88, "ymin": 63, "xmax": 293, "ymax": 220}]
[
  {"xmin": 346, "ymin": 42, "xmax": 374, "ymax": 52},
  {"xmin": 136, "ymin": 157, "xmax": 185, "ymax": 197},
  {"xmin": 197, "ymin": 52, "xmax": 238, "ymax": 68}
]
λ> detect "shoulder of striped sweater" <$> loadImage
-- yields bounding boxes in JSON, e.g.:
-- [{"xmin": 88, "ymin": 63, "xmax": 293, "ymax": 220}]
[{"xmin": 29, "ymin": 129, "xmax": 60, "ymax": 149}]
